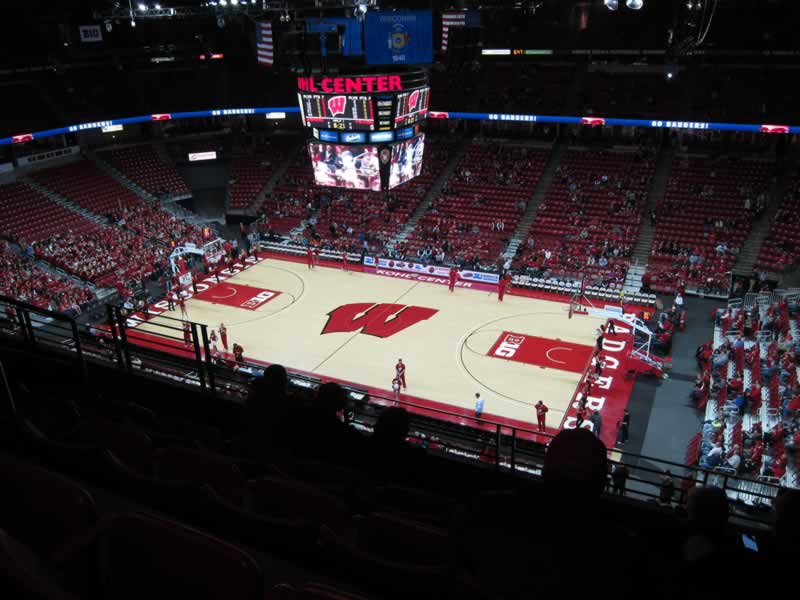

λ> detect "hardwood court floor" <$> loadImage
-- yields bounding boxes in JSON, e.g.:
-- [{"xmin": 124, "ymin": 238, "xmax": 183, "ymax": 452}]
[{"xmin": 137, "ymin": 258, "xmax": 606, "ymax": 429}]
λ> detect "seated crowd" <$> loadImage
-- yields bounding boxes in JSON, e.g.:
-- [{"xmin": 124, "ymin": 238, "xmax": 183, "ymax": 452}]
[
  {"xmin": 259, "ymin": 138, "xmax": 453, "ymax": 257},
  {"xmin": 691, "ymin": 297, "xmax": 799, "ymax": 489},
  {"xmin": 0, "ymin": 158, "xmax": 208, "ymax": 303},
  {"xmin": 0, "ymin": 242, "xmax": 95, "ymax": 314},
  {"xmin": 113, "ymin": 204, "xmax": 205, "ymax": 248},
  {"xmin": 399, "ymin": 142, "xmax": 546, "ymax": 269},
  {"xmin": 256, "ymin": 150, "xmax": 319, "ymax": 235},
  {"xmin": 33, "ymin": 227, "xmax": 168, "ymax": 291},
  {"xmin": 516, "ymin": 148, "xmax": 653, "ymax": 285},
  {"xmin": 644, "ymin": 155, "xmax": 771, "ymax": 295},
  {"xmin": 755, "ymin": 170, "xmax": 800, "ymax": 273}
]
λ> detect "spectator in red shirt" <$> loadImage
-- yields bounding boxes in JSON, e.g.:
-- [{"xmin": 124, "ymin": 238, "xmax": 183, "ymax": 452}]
[{"xmin": 728, "ymin": 376, "xmax": 744, "ymax": 395}]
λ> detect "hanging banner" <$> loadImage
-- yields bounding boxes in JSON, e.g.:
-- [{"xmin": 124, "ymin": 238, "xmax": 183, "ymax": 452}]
[{"xmin": 365, "ymin": 11, "xmax": 433, "ymax": 65}]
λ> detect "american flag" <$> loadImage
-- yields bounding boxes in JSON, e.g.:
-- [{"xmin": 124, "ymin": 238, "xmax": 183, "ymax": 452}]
[
  {"xmin": 256, "ymin": 21, "xmax": 273, "ymax": 66},
  {"xmin": 441, "ymin": 11, "xmax": 466, "ymax": 52}
]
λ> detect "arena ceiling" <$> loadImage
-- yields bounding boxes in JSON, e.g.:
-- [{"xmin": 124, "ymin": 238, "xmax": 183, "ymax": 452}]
[{"xmin": 0, "ymin": 0, "xmax": 797, "ymax": 69}]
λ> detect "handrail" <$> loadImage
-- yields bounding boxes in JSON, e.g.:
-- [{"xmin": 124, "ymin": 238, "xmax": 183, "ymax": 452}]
[{"xmin": 0, "ymin": 294, "xmax": 789, "ymax": 526}]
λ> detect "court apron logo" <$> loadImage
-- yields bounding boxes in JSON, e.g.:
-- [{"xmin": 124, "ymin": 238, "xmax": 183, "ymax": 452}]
[{"xmin": 322, "ymin": 303, "xmax": 438, "ymax": 338}]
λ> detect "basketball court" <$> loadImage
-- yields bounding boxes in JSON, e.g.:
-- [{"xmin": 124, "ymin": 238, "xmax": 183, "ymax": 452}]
[{"xmin": 125, "ymin": 254, "xmax": 637, "ymax": 446}]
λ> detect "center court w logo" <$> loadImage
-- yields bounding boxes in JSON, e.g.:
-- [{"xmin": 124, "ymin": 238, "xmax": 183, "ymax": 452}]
[{"xmin": 322, "ymin": 303, "xmax": 438, "ymax": 339}]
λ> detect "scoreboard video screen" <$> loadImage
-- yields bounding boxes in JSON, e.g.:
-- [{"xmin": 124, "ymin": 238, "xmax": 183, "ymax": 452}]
[
  {"xmin": 388, "ymin": 134, "xmax": 425, "ymax": 190},
  {"xmin": 298, "ymin": 93, "xmax": 375, "ymax": 131},
  {"xmin": 394, "ymin": 87, "xmax": 430, "ymax": 128},
  {"xmin": 307, "ymin": 142, "xmax": 381, "ymax": 191}
]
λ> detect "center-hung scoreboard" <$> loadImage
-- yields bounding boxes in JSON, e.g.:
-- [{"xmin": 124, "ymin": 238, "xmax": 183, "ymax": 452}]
[
  {"xmin": 297, "ymin": 70, "xmax": 428, "ymax": 135},
  {"xmin": 297, "ymin": 70, "xmax": 429, "ymax": 191}
]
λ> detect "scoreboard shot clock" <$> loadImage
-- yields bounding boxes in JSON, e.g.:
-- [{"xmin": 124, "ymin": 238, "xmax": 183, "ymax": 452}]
[{"xmin": 297, "ymin": 69, "xmax": 430, "ymax": 191}]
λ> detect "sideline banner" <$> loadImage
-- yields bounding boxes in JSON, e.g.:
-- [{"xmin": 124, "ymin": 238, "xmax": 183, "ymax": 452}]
[{"xmin": 363, "ymin": 256, "xmax": 499, "ymax": 284}]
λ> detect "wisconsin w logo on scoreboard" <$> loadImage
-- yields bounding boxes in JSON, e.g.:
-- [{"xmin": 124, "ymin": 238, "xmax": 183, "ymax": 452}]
[
  {"xmin": 327, "ymin": 96, "xmax": 347, "ymax": 117},
  {"xmin": 322, "ymin": 303, "xmax": 437, "ymax": 338},
  {"xmin": 408, "ymin": 90, "xmax": 419, "ymax": 111}
]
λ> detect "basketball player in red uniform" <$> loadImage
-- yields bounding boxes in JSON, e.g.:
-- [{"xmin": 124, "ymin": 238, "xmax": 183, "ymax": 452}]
[
  {"xmin": 177, "ymin": 292, "xmax": 187, "ymax": 318},
  {"xmin": 182, "ymin": 321, "xmax": 191, "ymax": 347},
  {"xmin": 219, "ymin": 322, "xmax": 228, "ymax": 351},
  {"xmin": 306, "ymin": 246, "xmax": 314, "ymax": 269},
  {"xmin": 448, "ymin": 266, "xmax": 457, "ymax": 292},
  {"xmin": 498, "ymin": 273, "xmax": 510, "ymax": 301},
  {"xmin": 535, "ymin": 400, "xmax": 548, "ymax": 432},
  {"xmin": 314, "ymin": 244, "xmax": 321, "ymax": 266},
  {"xmin": 395, "ymin": 359, "xmax": 407, "ymax": 389}
]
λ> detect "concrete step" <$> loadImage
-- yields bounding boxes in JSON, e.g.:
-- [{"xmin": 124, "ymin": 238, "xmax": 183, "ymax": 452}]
[
  {"xmin": 244, "ymin": 138, "xmax": 305, "ymax": 216},
  {"xmin": 733, "ymin": 164, "xmax": 783, "ymax": 275},
  {"xmin": 23, "ymin": 178, "xmax": 107, "ymax": 225},
  {"xmin": 505, "ymin": 140, "xmax": 566, "ymax": 259},
  {"xmin": 387, "ymin": 136, "xmax": 471, "ymax": 250},
  {"xmin": 629, "ymin": 145, "xmax": 675, "ymax": 271},
  {"xmin": 90, "ymin": 151, "xmax": 209, "ymax": 227}
]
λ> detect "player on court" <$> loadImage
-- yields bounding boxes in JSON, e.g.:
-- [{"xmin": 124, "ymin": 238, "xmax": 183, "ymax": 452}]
[
  {"xmin": 306, "ymin": 246, "xmax": 314, "ymax": 269},
  {"xmin": 607, "ymin": 319, "xmax": 617, "ymax": 335},
  {"xmin": 219, "ymin": 322, "xmax": 228, "ymax": 351},
  {"xmin": 498, "ymin": 272, "xmax": 510, "ymax": 301},
  {"xmin": 395, "ymin": 358, "xmax": 407, "ymax": 389},
  {"xmin": 535, "ymin": 400, "xmax": 548, "ymax": 432},
  {"xmin": 177, "ymin": 292, "xmax": 188, "ymax": 318},
  {"xmin": 314, "ymin": 244, "xmax": 321, "ymax": 267},
  {"xmin": 392, "ymin": 376, "xmax": 401, "ymax": 403},
  {"xmin": 182, "ymin": 321, "xmax": 191, "ymax": 347},
  {"xmin": 448, "ymin": 266, "xmax": 457, "ymax": 292}
]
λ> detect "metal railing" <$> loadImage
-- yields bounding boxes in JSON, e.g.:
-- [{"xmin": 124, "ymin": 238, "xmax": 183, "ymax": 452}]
[{"xmin": 0, "ymin": 294, "xmax": 787, "ymax": 528}]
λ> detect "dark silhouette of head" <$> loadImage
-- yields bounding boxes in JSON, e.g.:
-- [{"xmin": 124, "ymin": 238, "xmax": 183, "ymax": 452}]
[
  {"xmin": 260, "ymin": 364, "xmax": 288, "ymax": 397},
  {"xmin": 245, "ymin": 364, "xmax": 288, "ymax": 426},
  {"xmin": 373, "ymin": 407, "xmax": 409, "ymax": 448},
  {"xmin": 542, "ymin": 428, "xmax": 608, "ymax": 501},
  {"xmin": 316, "ymin": 382, "xmax": 346, "ymax": 418},
  {"xmin": 775, "ymin": 488, "xmax": 800, "ymax": 553},
  {"xmin": 686, "ymin": 486, "xmax": 729, "ymax": 539}
]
